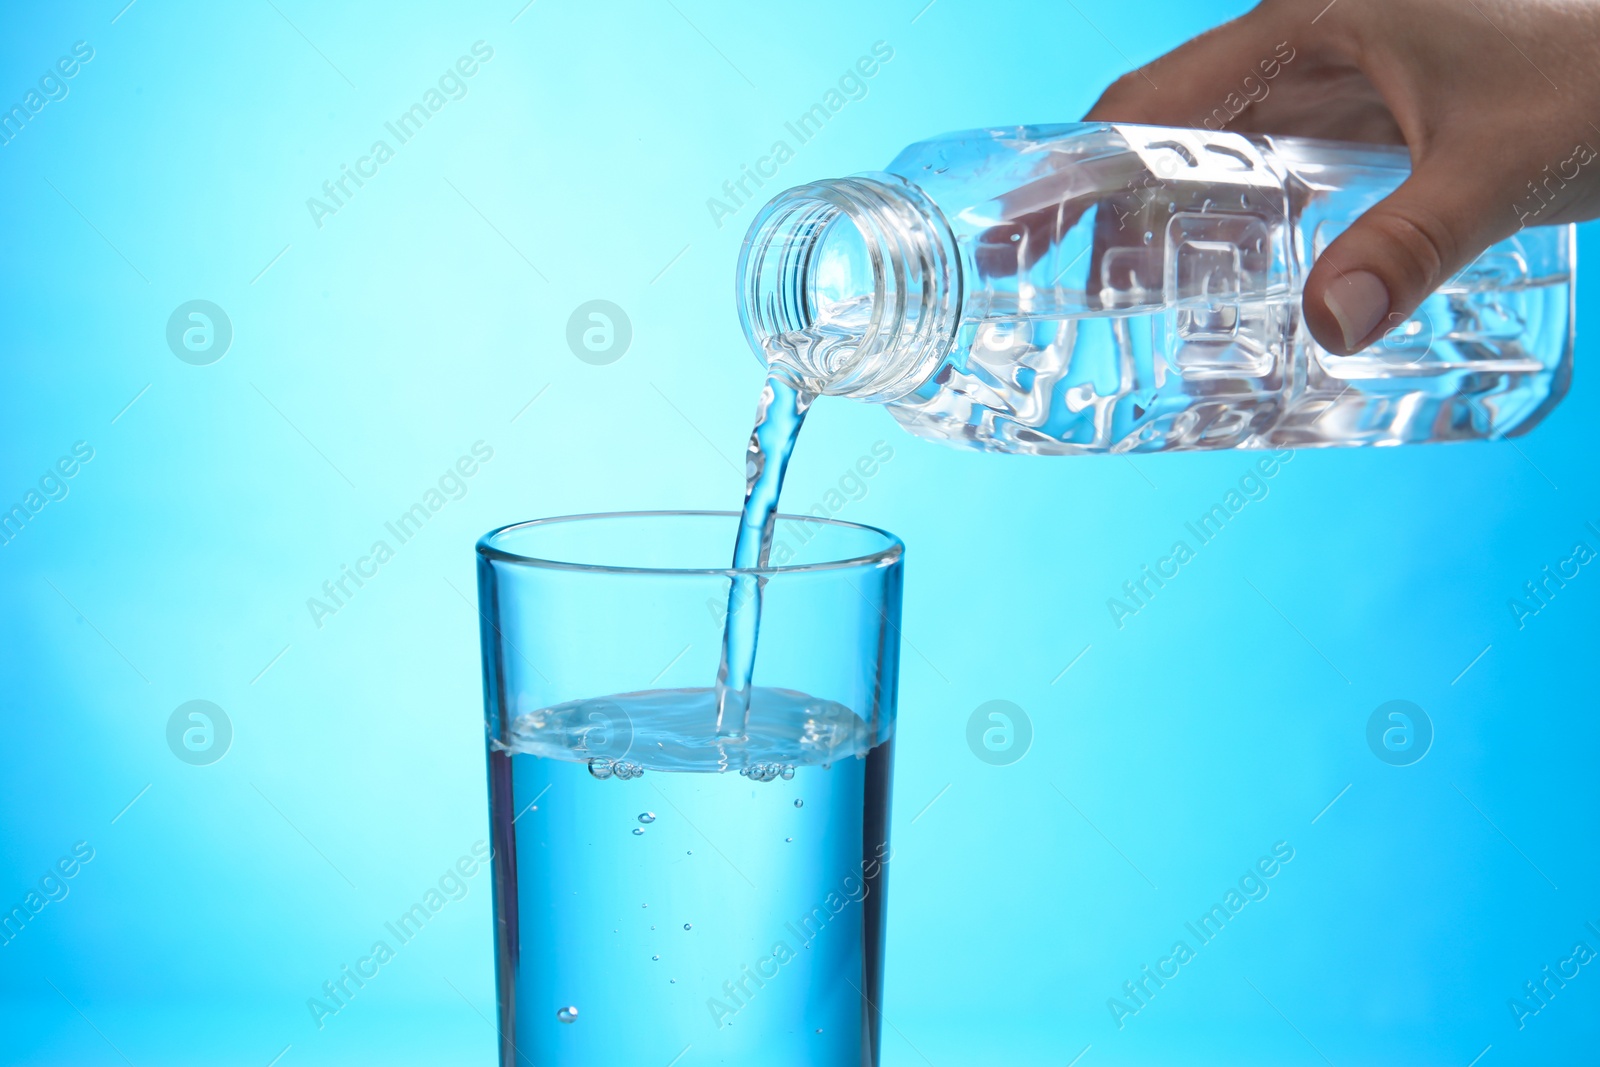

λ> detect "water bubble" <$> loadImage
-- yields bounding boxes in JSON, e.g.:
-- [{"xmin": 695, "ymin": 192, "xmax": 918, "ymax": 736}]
[
  {"xmin": 738, "ymin": 761, "xmax": 796, "ymax": 783},
  {"xmin": 785, "ymin": 837, "xmax": 793, "ymax": 843},
  {"xmin": 557, "ymin": 1006, "xmax": 578, "ymax": 1024},
  {"xmin": 652, "ymin": 954, "xmax": 660, "ymax": 961},
  {"xmin": 686, "ymin": 850, "xmax": 693, "ymax": 855},
  {"xmin": 632, "ymin": 828, "xmax": 645, "ymax": 836},
  {"xmin": 587, "ymin": 758, "xmax": 613, "ymax": 780},
  {"xmin": 683, "ymin": 923, "xmax": 692, "ymax": 931},
  {"xmin": 1143, "ymin": 231, "xmax": 1154, "ymax": 245},
  {"xmin": 670, "ymin": 978, "xmax": 677, "ymax": 984},
  {"xmin": 642, "ymin": 903, "xmax": 649, "ymax": 908},
  {"xmin": 638, "ymin": 812, "xmax": 656, "ymax": 824},
  {"xmin": 794, "ymin": 799, "xmax": 804, "ymax": 808}
]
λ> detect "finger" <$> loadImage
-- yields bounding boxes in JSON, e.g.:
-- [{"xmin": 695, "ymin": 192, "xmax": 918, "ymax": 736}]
[
  {"xmin": 1303, "ymin": 153, "xmax": 1519, "ymax": 355},
  {"xmin": 1083, "ymin": 7, "xmax": 1289, "ymax": 126}
]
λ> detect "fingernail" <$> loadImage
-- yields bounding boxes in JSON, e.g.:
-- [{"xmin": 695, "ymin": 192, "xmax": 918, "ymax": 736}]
[{"xmin": 1321, "ymin": 270, "xmax": 1389, "ymax": 352}]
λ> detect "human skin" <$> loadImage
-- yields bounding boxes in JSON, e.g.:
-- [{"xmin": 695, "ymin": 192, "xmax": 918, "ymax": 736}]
[{"xmin": 1085, "ymin": 0, "xmax": 1600, "ymax": 355}]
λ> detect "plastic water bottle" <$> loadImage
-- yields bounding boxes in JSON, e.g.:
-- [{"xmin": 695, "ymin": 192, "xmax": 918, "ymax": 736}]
[{"xmin": 736, "ymin": 122, "xmax": 1575, "ymax": 454}]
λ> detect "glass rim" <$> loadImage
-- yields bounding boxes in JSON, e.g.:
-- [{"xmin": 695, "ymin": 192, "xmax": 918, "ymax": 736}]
[{"xmin": 476, "ymin": 509, "xmax": 904, "ymax": 577}]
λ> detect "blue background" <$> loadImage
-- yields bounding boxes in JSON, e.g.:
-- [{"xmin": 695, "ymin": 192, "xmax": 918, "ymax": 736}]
[{"xmin": 2, "ymin": 1, "xmax": 1597, "ymax": 1064}]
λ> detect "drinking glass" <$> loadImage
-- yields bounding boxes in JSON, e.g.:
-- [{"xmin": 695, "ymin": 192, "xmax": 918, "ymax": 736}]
[{"xmin": 475, "ymin": 511, "xmax": 904, "ymax": 1066}]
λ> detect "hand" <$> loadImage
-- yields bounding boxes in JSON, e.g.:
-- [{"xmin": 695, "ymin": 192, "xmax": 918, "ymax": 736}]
[{"xmin": 1085, "ymin": 0, "xmax": 1600, "ymax": 355}]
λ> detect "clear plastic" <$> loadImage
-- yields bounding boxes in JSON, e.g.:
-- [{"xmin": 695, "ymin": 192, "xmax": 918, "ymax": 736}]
[{"xmin": 737, "ymin": 122, "xmax": 1575, "ymax": 454}]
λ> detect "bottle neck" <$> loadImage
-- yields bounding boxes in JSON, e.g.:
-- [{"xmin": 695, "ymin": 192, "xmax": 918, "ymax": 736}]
[{"xmin": 736, "ymin": 174, "xmax": 961, "ymax": 403}]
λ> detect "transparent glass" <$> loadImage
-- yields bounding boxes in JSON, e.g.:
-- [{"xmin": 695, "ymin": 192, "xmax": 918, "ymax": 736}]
[
  {"xmin": 476, "ymin": 511, "xmax": 904, "ymax": 1067},
  {"xmin": 738, "ymin": 121, "xmax": 1575, "ymax": 454}
]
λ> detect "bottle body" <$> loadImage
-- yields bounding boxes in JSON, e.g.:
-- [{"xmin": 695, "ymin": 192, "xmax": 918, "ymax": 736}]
[{"xmin": 737, "ymin": 122, "xmax": 1575, "ymax": 454}]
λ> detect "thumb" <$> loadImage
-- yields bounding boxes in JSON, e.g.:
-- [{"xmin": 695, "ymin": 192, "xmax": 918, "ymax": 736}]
[{"xmin": 1303, "ymin": 157, "xmax": 1514, "ymax": 355}]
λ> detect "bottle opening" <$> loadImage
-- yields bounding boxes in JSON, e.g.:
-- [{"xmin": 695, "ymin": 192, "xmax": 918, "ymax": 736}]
[
  {"xmin": 736, "ymin": 175, "xmax": 961, "ymax": 402},
  {"xmin": 811, "ymin": 213, "xmax": 875, "ymax": 337}
]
